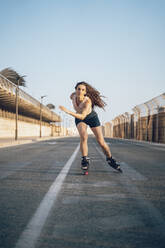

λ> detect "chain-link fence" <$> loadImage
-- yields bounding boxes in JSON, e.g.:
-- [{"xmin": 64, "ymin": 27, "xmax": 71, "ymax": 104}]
[{"xmin": 103, "ymin": 93, "xmax": 165, "ymax": 144}]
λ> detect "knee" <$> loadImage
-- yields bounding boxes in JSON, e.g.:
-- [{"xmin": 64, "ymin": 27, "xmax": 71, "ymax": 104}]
[{"xmin": 80, "ymin": 134, "xmax": 88, "ymax": 142}]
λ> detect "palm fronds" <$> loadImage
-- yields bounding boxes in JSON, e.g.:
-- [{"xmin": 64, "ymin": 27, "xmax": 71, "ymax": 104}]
[
  {"xmin": 46, "ymin": 103, "xmax": 55, "ymax": 109},
  {"xmin": 0, "ymin": 67, "xmax": 26, "ymax": 87}
]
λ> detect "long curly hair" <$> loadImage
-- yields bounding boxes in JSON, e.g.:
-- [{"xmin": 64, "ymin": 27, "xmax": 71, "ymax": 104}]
[{"xmin": 75, "ymin": 81, "xmax": 107, "ymax": 109}]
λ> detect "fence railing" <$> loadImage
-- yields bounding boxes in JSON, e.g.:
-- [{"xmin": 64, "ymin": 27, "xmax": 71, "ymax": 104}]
[
  {"xmin": 103, "ymin": 93, "xmax": 165, "ymax": 144},
  {"xmin": 0, "ymin": 74, "xmax": 60, "ymax": 122},
  {"xmin": 0, "ymin": 108, "xmax": 49, "ymax": 126}
]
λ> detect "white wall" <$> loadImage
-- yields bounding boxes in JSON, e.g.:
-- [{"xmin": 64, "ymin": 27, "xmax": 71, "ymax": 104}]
[{"xmin": 0, "ymin": 117, "xmax": 51, "ymax": 138}]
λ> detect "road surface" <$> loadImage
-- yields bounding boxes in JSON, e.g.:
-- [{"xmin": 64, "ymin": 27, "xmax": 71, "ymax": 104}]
[{"xmin": 0, "ymin": 136, "xmax": 165, "ymax": 248}]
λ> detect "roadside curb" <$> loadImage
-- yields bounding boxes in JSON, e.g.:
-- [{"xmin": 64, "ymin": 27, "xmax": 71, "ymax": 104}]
[
  {"xmin": 0, "ymin": 136, "xmax": 72, "ymax": 149},
  {"xmin": 105, "ymin": 136, "xmax": 165, "ymax": 147}
]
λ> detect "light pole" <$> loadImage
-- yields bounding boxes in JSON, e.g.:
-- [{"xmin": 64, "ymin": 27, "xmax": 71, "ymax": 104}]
[
  {"xmin": 65, "ymin": 117, "xmax": 67, "ymax": 136},
  {"xmin": 15, "ymin": 78, "xmax": 20, "ymax": 140},
  {"xmin": 58, "ymin": 111, "xmax": 61, "ymax": 136},
  {"xmin": 40, "ymin": 95, "xmax": 47, "ymax": 138},
  {"xmin": 69, "ymin": 118, "xmax": 72, "ymax": 136},
  {"xmin": 15, "ymin": 75, "xmax": 26, "ymax": 140},
  {"xmin": 60, "ymin": 112, "xmax": 65, "ymax": 136},
  {"xmin": 66, "ymin": 117, "xmax": 68, "ymax": 136},
  {"xmin": 46, "ymin": 103, "xmax": 55, "ymax": 137},
  {"xmin": 62, "ymin": 113, "xmax": 65, "ymax": 136}
]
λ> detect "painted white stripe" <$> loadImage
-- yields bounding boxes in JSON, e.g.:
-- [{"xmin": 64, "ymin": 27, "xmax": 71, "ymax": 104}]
[{"xmin": 15, "ymin": 144, "xmax": 80, "ymax": 248}]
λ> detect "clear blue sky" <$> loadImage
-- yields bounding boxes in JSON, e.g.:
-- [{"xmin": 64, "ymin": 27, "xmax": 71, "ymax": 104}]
[{"xmin": 0, "ymin": 0, "xmax": 165, "ymax": 124}]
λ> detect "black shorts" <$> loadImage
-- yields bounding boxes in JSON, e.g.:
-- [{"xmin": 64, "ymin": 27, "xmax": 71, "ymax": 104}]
[{"xmin": 75, "ymin": 110, "xmax": 101, "ymax": 128}]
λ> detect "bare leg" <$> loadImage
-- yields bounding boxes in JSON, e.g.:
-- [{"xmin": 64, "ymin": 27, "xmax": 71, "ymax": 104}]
[
  {"xmin": 91, "ymin": 126, "xmax": 112, "ymax": 158},
  {"xmin": 76, "ymin": 122, "xmax": 88, "ymax": 157}
]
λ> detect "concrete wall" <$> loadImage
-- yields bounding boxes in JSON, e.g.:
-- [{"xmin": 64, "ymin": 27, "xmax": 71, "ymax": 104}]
[{"xmin": 0, "ymin": 116, "xmax": 52, "ymax": 138}]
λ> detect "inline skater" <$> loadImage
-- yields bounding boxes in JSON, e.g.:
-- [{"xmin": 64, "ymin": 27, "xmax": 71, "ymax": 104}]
[{"xmin": 59, "ymin": 81, "xmax": 122, "ymax": 173}]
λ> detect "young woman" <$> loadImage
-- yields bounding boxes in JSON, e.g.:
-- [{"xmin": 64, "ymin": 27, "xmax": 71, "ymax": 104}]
[{"xmin": 59, "ymin": 81, "xmax": 122, "ymax": 172}]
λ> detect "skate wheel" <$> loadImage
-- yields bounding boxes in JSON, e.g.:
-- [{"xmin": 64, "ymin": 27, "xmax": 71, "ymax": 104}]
[{"xmin": 82, "ymin": 170, "xmax": 88, "ymax": 175}]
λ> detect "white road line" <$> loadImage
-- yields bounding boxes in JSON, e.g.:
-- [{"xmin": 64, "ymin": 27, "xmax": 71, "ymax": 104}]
[{"xmin": 15, "ymin": 144, "xmax": 80, "ymax": 248}]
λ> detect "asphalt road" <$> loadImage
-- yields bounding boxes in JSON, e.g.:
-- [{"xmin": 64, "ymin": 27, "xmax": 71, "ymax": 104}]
[{"xmin": 0, "ymin": 136, "xmax": 165, "ymax": 248}]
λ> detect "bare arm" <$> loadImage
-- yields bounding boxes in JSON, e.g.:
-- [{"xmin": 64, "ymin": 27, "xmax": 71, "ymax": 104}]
[{"xmin": 59, "ymin": 98, "xmax": 92, "ymax": 120}]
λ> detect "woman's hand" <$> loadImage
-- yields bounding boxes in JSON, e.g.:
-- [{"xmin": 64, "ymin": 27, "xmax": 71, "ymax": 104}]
[{"xmin": 59, "ymin": 105, "xmax": 70, "ymax": 114}]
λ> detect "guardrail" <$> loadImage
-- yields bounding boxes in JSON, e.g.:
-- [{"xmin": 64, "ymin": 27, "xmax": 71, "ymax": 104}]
[{"xmin": 0, "ymin": 74, "xmax": 60, "ymax": 122}]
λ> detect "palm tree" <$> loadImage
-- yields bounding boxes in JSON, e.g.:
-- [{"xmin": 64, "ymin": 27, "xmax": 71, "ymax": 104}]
[
  {"xmin": 0, "ymin": 67, "xmax": 26, "ymax": 86},
  {"xmin": 0, "ymin": 67, "xmax": 26, "ymax": 140},
  {"xmin": 46, "ymin": 103, "xmax": 55, "ymax": 110}
]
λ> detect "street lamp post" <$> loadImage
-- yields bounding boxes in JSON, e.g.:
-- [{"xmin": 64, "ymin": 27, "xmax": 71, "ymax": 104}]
[
  {"xmin": 58, "ymin": 111, "xmax": 61, "ymax": 136},
  {"xmin": 40, "ymin": 95, "xmax": 46, "ymax": 138},
  {"xmin": 15, "ymin": 76, "xmax": 26, "ymax": 140},
  {"xmin": 60, "ymin": 112, "xmax": 64, "ymax": 136},
  {"xmin": 46, "ymin": 103, "xmax": 55, "ymax": 137},
  {"xmin": 66, "ymin": 117, "xmax": 68, "ymax": 136},
  {"xmin": 15, "ymin": 78, "xmax": 20, "ymax": 140},
  {"xmin": 63, "ymin": 114, "xmax": 65, "ymax": 136}
]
